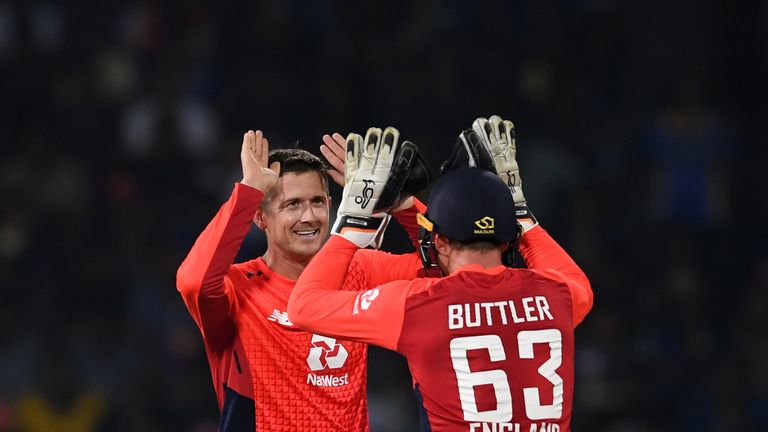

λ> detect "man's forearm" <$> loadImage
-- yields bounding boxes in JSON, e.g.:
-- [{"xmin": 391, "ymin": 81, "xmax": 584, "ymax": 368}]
[
  {"xmin": 288, "ymin": 235, "xmax": 358, "ymax": 331},
  {"xmin": 177, "ymin": 183, "xmax": 263, "ymax": 339}
]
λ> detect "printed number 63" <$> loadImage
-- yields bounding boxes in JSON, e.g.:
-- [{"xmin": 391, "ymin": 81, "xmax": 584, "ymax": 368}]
[{"xmin": 449, "ymin": 330, "xmax": 563, "ymax": 422}]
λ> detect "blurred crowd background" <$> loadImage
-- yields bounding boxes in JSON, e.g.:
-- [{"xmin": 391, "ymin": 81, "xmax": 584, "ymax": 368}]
[{"xmin": 1, "ymin": 1, "xmax": 766, "ymax": 431}]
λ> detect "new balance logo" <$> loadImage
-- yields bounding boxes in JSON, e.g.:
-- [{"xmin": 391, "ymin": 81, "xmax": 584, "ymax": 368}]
[
  {"xmin": 267, "ymin": 309, "xmax": 293, "ymax": 326},
  {"xmin": 354, "ymin": 179, "xmax": 375, "ymax": 209},
  {"xmin": 306, "ymin": 334, "xmax": 348, "ymax": 371}
]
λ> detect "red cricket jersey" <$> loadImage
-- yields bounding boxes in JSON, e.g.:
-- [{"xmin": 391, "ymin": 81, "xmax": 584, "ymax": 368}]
[
  {"xmin": 289, "ymin": 226, "xmax": 593, "ymax": 431},
  {"xmin": 177, "ymin": 183, "xmax": 423, "ymax": 431}
]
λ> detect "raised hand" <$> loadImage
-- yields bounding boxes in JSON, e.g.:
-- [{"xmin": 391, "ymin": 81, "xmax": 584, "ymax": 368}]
[
  {"xmin": 320, "ymin": 132, "xmax": 346, "ymax": 187},
  {"xmin": 240, "ymin": 130, "xmax": 281, "ymax": 193},
  {"xmin": 472, "ymin": 115, "xmax": 537, "ymax": 232},
  {"xmin": 472, "ymin": 116, "xmax": 525, "ymax": 206}
]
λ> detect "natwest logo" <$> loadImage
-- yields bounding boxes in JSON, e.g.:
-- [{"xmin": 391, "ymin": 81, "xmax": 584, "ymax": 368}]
[
  {"xmin": 306, "ymin": 334, "xmax": 348, "ymax": 371},
  {"xmin": 307, "ymin": 372, "xmax": 349, "ymax": 387},
  {"xmin": 353, "ymin": 288, "xmax": 380, "ymax": 315}
]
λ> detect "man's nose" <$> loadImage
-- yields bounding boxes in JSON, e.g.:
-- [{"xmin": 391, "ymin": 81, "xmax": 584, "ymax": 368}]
[{"xmin": 300, "ymin": 203, "xmax": 319, "ymax": 222}]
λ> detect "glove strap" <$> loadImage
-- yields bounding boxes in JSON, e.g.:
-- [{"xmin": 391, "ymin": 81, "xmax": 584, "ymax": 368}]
[
  {"xmin": 515, "ymin": 204, "xmax": 539, "ymax": 234},
  {"xmin": 332, "ymin": 214, "xmax": 392, "ymax": 249}
]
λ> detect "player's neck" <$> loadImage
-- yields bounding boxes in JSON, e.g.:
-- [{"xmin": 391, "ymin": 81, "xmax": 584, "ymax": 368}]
[
  {"xmin": 261, "ymin": 249, "xmax": 311, "ymax": 280},
  {"xmin": 445, "ymin": 250, "xmax": 503, "ymax": 274}
]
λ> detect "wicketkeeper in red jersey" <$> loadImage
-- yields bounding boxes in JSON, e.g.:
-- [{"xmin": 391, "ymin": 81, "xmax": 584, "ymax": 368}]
[
  {"xmin": 289, "ymin": 116, "xmax": 594, "ymax": 431},
  {"xmin": 176, "ymin": 129, "xmax": 430, "ymax": 431}
]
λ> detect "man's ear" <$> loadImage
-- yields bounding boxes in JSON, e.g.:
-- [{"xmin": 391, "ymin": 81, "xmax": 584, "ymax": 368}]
[
  {"xmin": 254, "ymin": 207, "xmax": 267, "ymax": 230},
  {"xmin": 497, "ymin": 242, "xmax": 510, "ymax": 254},
  {"xmin": 433, "ymin": 233, "xmax": 451, "ymax": 256}
]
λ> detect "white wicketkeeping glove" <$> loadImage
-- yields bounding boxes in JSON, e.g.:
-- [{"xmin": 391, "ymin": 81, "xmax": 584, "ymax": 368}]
[
  {"xmin": 331, "ymin": 127, "xmax": 399, "ymax": 248},
  {"xmin": 472, "ymin": 115, "xmax": 539, "ymax": 233}
]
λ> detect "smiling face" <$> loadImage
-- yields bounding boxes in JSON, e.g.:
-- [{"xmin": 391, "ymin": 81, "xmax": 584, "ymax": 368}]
[{"xmin": 256, "ymin": 171, "xmax": 330, "ymax": 266}]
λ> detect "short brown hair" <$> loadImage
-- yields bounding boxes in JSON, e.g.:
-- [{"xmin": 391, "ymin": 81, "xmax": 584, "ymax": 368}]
[
  {"xmin": 444, "ymin": 237, "xmax": 504, "ymax": 252},
  {"xmin": 262, "ymin": 148, "xmax": 329, "ymax": 209}
]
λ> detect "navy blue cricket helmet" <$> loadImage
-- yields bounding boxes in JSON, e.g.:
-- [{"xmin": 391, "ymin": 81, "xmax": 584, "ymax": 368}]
[{"xmin": 417, "ymin": 168, "xmax": 520, "ymax": 272}]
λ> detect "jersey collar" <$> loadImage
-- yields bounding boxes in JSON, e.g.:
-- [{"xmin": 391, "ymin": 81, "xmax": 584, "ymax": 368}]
[
  {"xmin": 453, "ymin": 263, "xmax": 508, "ymax": 275},
  {"xmin": 250, "ymin": 257, "xmax": 296, "ymax": 293}
]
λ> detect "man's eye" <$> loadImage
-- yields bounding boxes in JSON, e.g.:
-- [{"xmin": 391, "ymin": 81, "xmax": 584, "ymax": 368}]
[{"xmin": 285, "ymin": 201, "xmax": 299, "ymax": 208}]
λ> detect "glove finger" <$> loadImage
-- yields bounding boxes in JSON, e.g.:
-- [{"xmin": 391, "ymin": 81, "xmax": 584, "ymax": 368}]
[
  {"xmin": 375, "ymin": 139, "xmax": 414, "ymax": 212},
  {"xmin": 400, "ymin": 141, "xmax": 432, "ymax": 196},
  {"xmin": 472, "ymin": 117, "xmax": 491, "ymax": 145},
  {"xmin": 345, "ymin": 133, "xmax": 362, "ymax": 185},
  {"xmin": 458, "ymin": 130, "xmax": 478, "ymax": 167},
  {"xmin": 440, "ymin": 132, "xmax": 471, "ymax": 174},
  {"xmin": 466, "ymin": 130, "xmax": 497, "ymax": 173},
  {"xmin": 362, "ymin": 127, "xmax": 382, "ymax": 174},
  {"xmin": 488, "ymin": 115, "xmax": 506, "ymax": 156},
  {"xmin": 472, "ymin": 117, "xmax": 499, "ymax": 165},
  {"xmin": 380, "ymin": 127, "xmax": 400, "ymax": 167},
  {"xmin": 503, "ymin": 120, "xmax": 516, "ymax": 160},
  {"xmin": 494, "ymin": 117, "xmax": 515, "ymax": 163},
  {"xmin": 396, "ymin": 140, "xmax": 416, "ymax": 169}
]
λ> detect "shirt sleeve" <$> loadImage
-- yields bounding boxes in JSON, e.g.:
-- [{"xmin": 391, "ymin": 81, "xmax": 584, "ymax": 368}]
[
  {"xmin": 518, "ymin": 225, "xmax": 594, "ymax": 327},
  {"xmin": 176, "ymin": 183, "xmax": 264, "ymax": 349},
  {"xmin": 351, "ymin": 248, "xmax": 422, "ymax": 287},
  {"xmin": 392, "ymin": 197, "xmax": 427, "ymax": 251},
  {"xmin": 288, "ymin": 235, "xmax": 414, "ymax": 350}
]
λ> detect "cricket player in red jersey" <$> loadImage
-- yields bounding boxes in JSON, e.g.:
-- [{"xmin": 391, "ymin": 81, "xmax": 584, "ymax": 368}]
[
  {"xmin": 176, "ymin": 129, "xmax": 430, "ymax": 431},
  {"xmin": 289, "ymin": 116, "xmax": 593, "ymax": 431}
]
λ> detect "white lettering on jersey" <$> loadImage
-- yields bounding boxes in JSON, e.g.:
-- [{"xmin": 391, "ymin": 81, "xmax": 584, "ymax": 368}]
[
  {"xmin": 448, "ymin": 296, "xmax": 555, "ymax": 330},
  {"xmin": 306, "ymin": 372, "xmax": 350, "ymax": 387},
  {"xmin": 267, "ymin": 309, "xmax": 293, "ymax": 326},
  {"xmin": 467, "ymin": 422, "xmax": 560, "ymax": 431}
]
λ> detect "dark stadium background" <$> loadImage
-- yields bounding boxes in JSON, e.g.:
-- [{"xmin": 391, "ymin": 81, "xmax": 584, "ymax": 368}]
[{"xmin": 1, "ymin": 1, "xmax": 766, "ymax": 431}]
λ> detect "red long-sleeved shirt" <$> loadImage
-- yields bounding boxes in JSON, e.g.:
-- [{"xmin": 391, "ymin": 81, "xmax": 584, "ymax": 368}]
[
  {"xmin": 289, "ymin": 226, "xmax": 593, "ymax": 431},
  {"xmin": 177, "ymin": 183, "xmax": 424, "ymax": 431}
]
